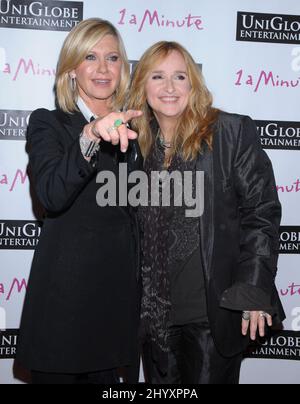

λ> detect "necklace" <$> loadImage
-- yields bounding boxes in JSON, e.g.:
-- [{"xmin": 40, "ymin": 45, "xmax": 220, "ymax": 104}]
[{"xmin": 157, "ymin": 129, "xmax": 172, "ymax": 149}]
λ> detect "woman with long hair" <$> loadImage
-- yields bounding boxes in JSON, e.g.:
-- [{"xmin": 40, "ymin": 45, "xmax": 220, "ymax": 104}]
[{"xmin": 127, "ymin": 41, "xmax": 285, "ymax": 384}]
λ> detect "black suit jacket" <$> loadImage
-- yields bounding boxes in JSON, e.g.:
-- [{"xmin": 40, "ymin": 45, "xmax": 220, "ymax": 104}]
[
  {"xmin": 17, "ymin": 108, "xmax": 142, "ymax": 376},
  {"xmin": 198, "ymin": 112, "xmax": 285, "ymax": 357}
]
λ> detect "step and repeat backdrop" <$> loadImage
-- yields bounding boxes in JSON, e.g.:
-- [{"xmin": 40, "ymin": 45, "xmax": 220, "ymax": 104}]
[{"xmin": 0, "ymin": 0, "xmax": 299, "ymax": 384}]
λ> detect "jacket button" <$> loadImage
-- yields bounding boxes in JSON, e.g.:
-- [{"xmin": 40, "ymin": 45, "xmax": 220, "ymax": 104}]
[{"xmin": 78, "ymin": 170, "xmax": 85, "ymax": 178}]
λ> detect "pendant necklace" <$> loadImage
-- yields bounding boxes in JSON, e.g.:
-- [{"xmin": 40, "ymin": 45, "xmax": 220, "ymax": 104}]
[{"xmin": 157, "ymin": 129, "xmax": 172, "ymax": 149}]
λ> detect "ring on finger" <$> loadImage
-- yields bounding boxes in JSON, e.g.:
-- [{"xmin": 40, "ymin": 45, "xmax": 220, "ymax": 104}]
[
  {"xmin": 259, "ymin": 312, "xmax": 267, "ymax": 319},
  {"xmin": 242, "ymin": 311, "xmax": 250, "ymax": 321},
  {"xmin": 114, "ymin": 119, "xmax": 124, "ymax": 128},
  {"xmin": 107, "ymin": 126, "xmax": 118, "ymax": 135}
]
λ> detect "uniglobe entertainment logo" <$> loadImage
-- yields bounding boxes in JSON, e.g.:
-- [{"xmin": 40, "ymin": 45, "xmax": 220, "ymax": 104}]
[
  {"xmin": 237, "ymin": 12, "xmax": 300, "ymax": 45},
  {"xmin": 279, "ymin": 226, "xmax": 300, "ymax": 254},
  {"xmin": 0, "ymin": 329, "xmax": 19, "ymax": 359},
  {"xmin": 0, "ymin": 220, "xmax": 42, "ymax": 250},
  {"xmin": 244, "ymin": 330, "xmax": 300, "ymax": 361},
  {"xmin": 256, "ymin": 120, "xmax": 300, "ymax": 150},
  {"xmin": 0, "ymin": 110, "xmax": 31, "ymax": 141},
  {"xmin": 0, "ymin": 0, "xmax": 83, "ymax": 32}
]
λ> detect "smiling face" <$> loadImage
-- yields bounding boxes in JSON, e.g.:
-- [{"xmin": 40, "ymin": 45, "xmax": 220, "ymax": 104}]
[
  {"xmin": 145, "ymin": 50, "xmax": 191, "ymax": 122},
  {"xmin": 71, "ymin": 34, "xmax": 122, "ymax": 111}
]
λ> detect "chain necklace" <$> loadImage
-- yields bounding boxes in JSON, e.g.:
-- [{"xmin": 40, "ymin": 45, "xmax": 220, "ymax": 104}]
[{"xmin": 157, "ymin": 129, "xmax": 172, "ymax": 149}]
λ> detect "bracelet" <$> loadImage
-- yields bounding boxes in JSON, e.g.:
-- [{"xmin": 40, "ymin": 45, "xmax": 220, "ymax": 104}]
[{"xmin": 79, "ymin": 132, "xmax": 100, "ymax": 158}]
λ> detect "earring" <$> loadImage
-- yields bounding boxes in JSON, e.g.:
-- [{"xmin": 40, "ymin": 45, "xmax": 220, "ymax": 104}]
[{"xmin": 70, "ymin": 76, "xmax": 76, "ymax": 92}]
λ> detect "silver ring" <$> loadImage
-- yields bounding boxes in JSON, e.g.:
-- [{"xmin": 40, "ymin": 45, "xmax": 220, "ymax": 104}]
[
  {"xmin": 259, "ymin": 312, "xmax": 267, "ymax": 319},
  {"xmin": 242, "ymin": 311, "xmax": 250, "ymax": 321},
  {"xmin": 107, "ymin": 126, "xmax": 118, "ymax": 135}
]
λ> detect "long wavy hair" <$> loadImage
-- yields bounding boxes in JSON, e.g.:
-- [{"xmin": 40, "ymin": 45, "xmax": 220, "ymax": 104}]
[
  {"xmin": 56, "ymin": 18, "xmax": 130, "ymax": 113},
  {"xmin": 127, "ymin": 41, "xmax": 219, "ymax": 165}
]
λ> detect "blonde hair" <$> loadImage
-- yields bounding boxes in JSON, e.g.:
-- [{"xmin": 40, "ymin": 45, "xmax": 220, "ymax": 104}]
[
  {"xmin": 127, "ymin": 41, "xmax": 219, "ymax": 165},
  {"xmin": 56, "ymin": 18, "xmax": 130, "ymax": 113}
]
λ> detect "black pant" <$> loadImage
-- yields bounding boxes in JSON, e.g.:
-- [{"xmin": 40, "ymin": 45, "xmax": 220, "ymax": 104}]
[
  {"xmin": 143, "ymin": 322, "xmax": 242, "ymax": 384},
  {"xmin": 31, "ymin": 369, "xmax": 120, "ymax": 385}
]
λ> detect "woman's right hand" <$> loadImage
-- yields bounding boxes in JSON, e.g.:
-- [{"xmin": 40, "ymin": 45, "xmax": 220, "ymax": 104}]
[
  {"xmin": 82, "ymin": 110, "xmax": 143, "ymax": 153},
  {"xmin": 242, "ymin": 311, "xmax": 273, "ymax": 341}
]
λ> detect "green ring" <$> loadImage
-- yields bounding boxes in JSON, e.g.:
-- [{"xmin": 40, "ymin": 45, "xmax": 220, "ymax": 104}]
[{"xmin": 114, "ymin": 119, "xmax": 123, "ymax": 128}]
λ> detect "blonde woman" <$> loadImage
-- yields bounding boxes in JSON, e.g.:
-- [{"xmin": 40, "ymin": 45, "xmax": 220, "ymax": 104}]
[
  {"xmin": 17, "ymin": 19, "xmax": 143, "ymax": 384},
  {"xmin": 128, "ymin": 42, "xmax": 285, "ymax": 384}
]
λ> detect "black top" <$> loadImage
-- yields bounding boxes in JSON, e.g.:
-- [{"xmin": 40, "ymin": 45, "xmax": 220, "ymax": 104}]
[
  {"xmin": 17, "ymin": 109, "xmax": 142, "ymax": 376},
  {"xmin": 170, "ymin": 246, "xmax": 208, "ymax": 325},
  {"xmin": 139, "ymin": 113, "xmax": 285, "ymax": 367}
]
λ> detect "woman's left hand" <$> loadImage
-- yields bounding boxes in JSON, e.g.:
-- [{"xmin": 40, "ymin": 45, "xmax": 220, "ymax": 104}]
[{"xmin": 242, "ymin": 311, "xmax": 273, "ymax": 340}]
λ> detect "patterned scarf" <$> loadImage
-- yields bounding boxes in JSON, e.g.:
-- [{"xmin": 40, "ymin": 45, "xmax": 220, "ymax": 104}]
[{"xmin": 138, "ymin": 139, "xmax": 198, "ymax": 372}]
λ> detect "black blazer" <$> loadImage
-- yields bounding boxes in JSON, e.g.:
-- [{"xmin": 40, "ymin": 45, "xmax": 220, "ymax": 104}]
[
  {"xmin": 17, "ymin": 108, "xmax": 142, "ymax": 375},
  {"xmin": 198, "ymin": 112, "xmax": 285, "ymax": 357}
]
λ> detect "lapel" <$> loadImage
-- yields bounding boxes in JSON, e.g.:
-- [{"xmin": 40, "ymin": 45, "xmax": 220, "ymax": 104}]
[
  {"xmin": 63, "ymin": 111, "xmax": 88, "ymax": 141},
  {"xmin": 54, "ymin": 109, "xmax": 88, "ymax": 141},
  {"xmin": 197, "ymin": 143, "xmax": 214, "ymax": 282}
]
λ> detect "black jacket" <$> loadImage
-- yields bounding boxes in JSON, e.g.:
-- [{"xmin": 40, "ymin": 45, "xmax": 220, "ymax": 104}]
[
  {"xmin": 198, "ymin": 112, "xmax": 285, "ymax": 357},
  {"xmin": 17, "ymin": 108, "xmax": 142, "ymax": 375}
]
